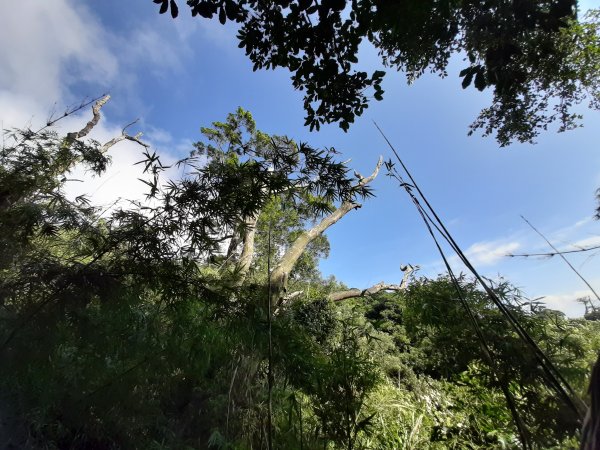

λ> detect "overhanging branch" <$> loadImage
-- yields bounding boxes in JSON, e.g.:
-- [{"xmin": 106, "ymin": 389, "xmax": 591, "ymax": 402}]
[
  {"xmin": 327, "ymin": 264, "xmax": 418, "ymax": 302},
  {"xmin": 100, "ymin": 119, "xmax": 149, "ymax": 153},
  {"xmin": 269, "ymin": 157, "xmax": 383, "ymax": 305}
]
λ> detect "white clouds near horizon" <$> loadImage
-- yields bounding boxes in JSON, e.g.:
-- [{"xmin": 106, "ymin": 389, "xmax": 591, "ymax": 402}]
[
  {"xmin": 0, "ymin": 0, "xmax": 191, "ymax": 207},
  {"xmin": 539, "ymin": 287, "xmax": 598, "ymax": 317},
  {"xmin": 417, "ymin": 212, "xmax": 600, "ymax": 317}
]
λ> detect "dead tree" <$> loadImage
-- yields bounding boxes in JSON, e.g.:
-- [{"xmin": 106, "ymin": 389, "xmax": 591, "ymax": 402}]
[
  {"xmin": 65, "ymin": 95, "xmax": 148, "ymax": 158},
  {"xmin": 0, "ymin": 95, "xmax": 147, "ymax": 213}
]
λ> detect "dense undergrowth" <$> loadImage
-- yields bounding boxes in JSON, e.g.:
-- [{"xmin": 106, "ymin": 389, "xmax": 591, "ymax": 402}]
[{"xmin": 1, "ymin": 111, "xmax": 598, "ymax": 449}]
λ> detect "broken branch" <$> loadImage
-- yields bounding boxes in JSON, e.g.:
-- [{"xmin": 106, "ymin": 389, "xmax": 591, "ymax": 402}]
[
  {"xmin": 327, "ymin": 264, "xmax": 417, "ymax": 302},
  {"xmin": 66, "ymin": 94, "xmax": 111, "ymax": 142}
]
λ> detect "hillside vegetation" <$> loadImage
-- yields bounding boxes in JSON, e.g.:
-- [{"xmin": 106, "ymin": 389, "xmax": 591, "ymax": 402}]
[{"xmin": 1, "ymin": 104, "xmax": 598, "ymax": 449}]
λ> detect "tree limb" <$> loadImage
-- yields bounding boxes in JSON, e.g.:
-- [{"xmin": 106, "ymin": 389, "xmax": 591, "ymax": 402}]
[
  {"xmin": 327, "ymin": 264, "xmax": 418, "ymax": 302},
  {"xmin": 100, "ymin": 120, "xmax": 149, "ymax": 153},
  {"xmin": 269, "ymin": 157, "xmax": 383, "ymax": 306},
  {"xmin": 233, "ymin": 214, "xmax": 259, "ymax": 286},
  {"xmin": 283, "ymin": 290, "xmax": 304, "ymax": 302},
  {"xmin": 66, "ymin": 94, "xmax": 111, "ymax": 142},
  {"xmin": 60, "ymin": 97, "xmax": 148, "ymax": 176}
]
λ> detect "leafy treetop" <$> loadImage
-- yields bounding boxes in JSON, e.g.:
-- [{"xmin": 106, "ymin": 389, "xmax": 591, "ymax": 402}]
[{"xmin": 153, "ymin": 0, "xmax": 600, "ymax": 145}]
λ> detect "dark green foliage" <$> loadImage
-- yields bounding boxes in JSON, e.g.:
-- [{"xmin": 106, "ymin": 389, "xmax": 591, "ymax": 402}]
[
  {"xmin": 0, "ymin": 111, "xmax": 380, "ymax": 449},
  {"xmin": 308, "ymin": 320, "xmax": 380, "ymax": 450},
  {"xmin": 154, "ymin": 1, "xmax": 600, "ymax": 145},
  {"xmin": 1, "ymin": 109, "xmax": 598, "ymax": 448},
  {"xmin": 363, "ymin": 275, "xmax": 600, "ymax": 448},
  {"xmin": 292, "ymin": 298, "xmax": 336, "ymax": 345}
]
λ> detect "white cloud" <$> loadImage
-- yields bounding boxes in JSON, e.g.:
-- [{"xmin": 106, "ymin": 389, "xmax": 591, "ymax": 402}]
[
  {"xmin": 418, "ymin": 238, "xmax": 522, "ymax": 278},
  {"xmin": 0, "ymin": 0, "xmax": 193, "ymax": 208},
  {"xmin": 145, "ymin": 126, "xmax": 175, "ymax": 145},
  {"xmin": 121, "ymin": 26, "xmax": 187, "ymax": 78},
  {"xmin": 517, "ymin": 216, "xmax": 600, "ymax": 262},
  {"xmin": 62, "ymin": 114, "xmax": 176, "ymax": 208},
  {"xmin": 537, "ymin": 289, "xmax": 594, "ymax": 318},
  {"xmin": 573, "ymin": 217, "xmax": 593, "ymax": 229},
  {"xmin": 463, "ymin": 240, "xmax": 521, "ymax": 266},
  {"xmin": 568, "ymin": 235, "xmax": 600, "ymax": 249},
  {"xmin": 0, "ymin": 0, "xmax": 199, "ymax": 123},
  {"xmin": 415, "ymin": 216, "xmax": 600, "ymax": 317},
  {"xmin": 548, "ymin": 216, "xmax": 596, "ymax": 242},
  {"xmin": 0, "ymin": 0, "xmax": 118, "ymax": 105}
]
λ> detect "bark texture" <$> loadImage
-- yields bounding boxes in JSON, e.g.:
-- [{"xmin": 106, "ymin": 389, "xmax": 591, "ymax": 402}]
[
  {"xmin": 269, "ymin": 157, "xmax": 383, "ymax": 306},
  {"xmin": 232, "ymin": 214, "xmax": 259, "ymax": 286},
  {"xmin": 62, "ymin": 96, "xmax": 148, "ymax": 172},
  {"xmin": 327, "ymin": 264, "xmax": 417, "ymax": 302},
  {"xmin": 66, "ymin": 94, "xmax": 111, "ymax": 142}
]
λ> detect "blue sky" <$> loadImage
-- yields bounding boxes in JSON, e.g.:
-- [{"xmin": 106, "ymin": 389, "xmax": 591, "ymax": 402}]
[{"xmin": 1, "ymin": 0, "xmax": 599, "ymax": 316}]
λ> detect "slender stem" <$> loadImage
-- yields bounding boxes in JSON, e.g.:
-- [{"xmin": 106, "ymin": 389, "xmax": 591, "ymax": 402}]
[{"xmin": 267, "ymin": 191, "xmax": 274, "ymax": 450}]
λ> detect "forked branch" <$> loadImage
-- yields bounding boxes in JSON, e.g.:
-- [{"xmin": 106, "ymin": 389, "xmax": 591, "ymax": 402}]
[
  {"xmin": 100, "ymin": 120, "xmax": 149, "ymax": 153},
  {"xmin": 61, "ymin": 96, "xmax": 148, "ymax": 174}
]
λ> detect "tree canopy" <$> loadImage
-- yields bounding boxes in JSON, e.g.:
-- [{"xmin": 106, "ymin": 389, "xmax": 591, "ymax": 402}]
[{"xmin": 153, "ymin": 0, "xmax": 600, "ymax": 145}]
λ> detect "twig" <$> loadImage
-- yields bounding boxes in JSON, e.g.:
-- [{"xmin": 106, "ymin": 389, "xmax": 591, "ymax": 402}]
[{"xmin": 99, "ymin": 118, "xmax": 149, "ymax": 153}]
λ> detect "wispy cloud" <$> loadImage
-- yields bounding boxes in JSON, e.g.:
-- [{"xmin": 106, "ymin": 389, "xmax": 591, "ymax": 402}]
[
  {"xmin": 463, "ymin": 240, "xmax": 521, "ymax": 266},
  {"xmin": 570, "ymin": 235, "xmax": 600, "ymax": 249},
  {"xmin": 0, "ymin": 0, "xmax": 202, "ymax": 125},
  {"xmin": 0, "ymin": 0, "xmax": 188, "ymax": 208},
  {"xmin": 0, "ymin": 0, "xmax": 118, "ymax": 107},
  {"xmin": 420, "ymin": 214, "xmax": 599, "ymax": 277},
  {"xmin": 418, "ymin": 238, "xmax": 522, "ymax": 278},
  {"xmin": 547, "ymin": 215, "xmax": 595, "ymax": 242},
  {"xmin": 120, "ymin": 25, "xmax": 188, "ymax": 78}
]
